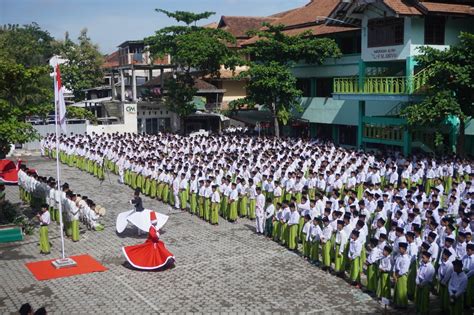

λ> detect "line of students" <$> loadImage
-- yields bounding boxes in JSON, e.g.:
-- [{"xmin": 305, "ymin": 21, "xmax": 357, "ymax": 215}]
[{"xmin": 17, "ymin": 164, "xmax": 105, "ymax": 254}]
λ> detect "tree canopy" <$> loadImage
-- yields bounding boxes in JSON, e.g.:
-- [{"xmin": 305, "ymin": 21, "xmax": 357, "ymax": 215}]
[
  {"xmin": 0, "ymin": 24, "xmax": 57, "ymax": 156},
  {"xmin": 145, "ymin": 9, "xmax": 239, "ymax": 119},
  {"xmin": 231, "ymin": 23, "xmax": 341, "ymax": 137},
  {"xmin": 58, "ymin": 29, "xmax": 105, "ymax": 101},
  {"xmin": 402, "ymin": 32, "xmax": 474, "ymax": 154}
]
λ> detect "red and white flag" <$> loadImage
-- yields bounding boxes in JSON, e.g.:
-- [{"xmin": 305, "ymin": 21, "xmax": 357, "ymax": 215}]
[{"xmin": 54, "ymin": 64, "xmax": 67, "ymax": 133}]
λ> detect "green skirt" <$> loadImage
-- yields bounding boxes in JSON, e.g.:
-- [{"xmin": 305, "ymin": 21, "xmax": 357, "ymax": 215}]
[
  {"xmin": 157, "ymin": 183, "xmax": 164, "ymax": 200},
  {"xmin": 298, "ymin": 217, "xmax": 305, "ymax": 243},
  {"xmin": 180, "ymin": 191, "xmax": 187, "ymax": 210},
  {"xmin": 350, "ymin": 256, "xmax": 361, "ymax": 282},
  {"xmin": 220, "ymin": 196, "xmax": 228, "ymax": 218},
  {"xmin": 407, "ymin": 261, "xmax": 417, "ymax": 300},
  {"xmin": 466, "ymin": 276, "xmax": 473, "ymax": 308},
  {"xmin": 334, "ymin": 245, "xmax": 343, "ymax": 272},
  {"xmin": 451, "ymin": 295, "xmax": 464, "ymax": 315},
  {"xmin": 144, "ymin": 178, "xmax": 152, "ymax": 196},
  {"xmin": 377, "ymin": 271, "xmax": 391, "ymax": 299},
  {"xmin": 264, "ymin": 217, "xmax": 273, "ymax": 237},
  {"xmin": 198, "ymin": 197, "xmax": 204, "ymax": 218},
  {"xmin": 239, "ymin": 196, "xmax": 248, "ymax": 217},
  {"xmin": 248, "ymin": 199, "xmax": 256, "ymax": 219},
  {"xmin": 322, "ymin": 240, "xmax": 332, "ymax": 267},
  {"xmin": 228, "ymin": 201, "xmax": 238, "ymax": 221},
  {"xmin": 211, "ymin": 202, "xmax": 219, "ymax": 224},
  {"xmin": 204, "ymin": 198, "xmax": 211, "ymax": 221},
  {"xmin": 288, "ymin": 224, "xmax": 298, "ymax": 250},
  {"xmin": 162, "ymin": 184, "xmax": 169, "ymax": 203},
  {"xmin": 71, "ymin": 220, "xmax": 80, "ymax": 242},
  {"xmin": 415, "ymin": 285, "xmax": 430, "ymax": 314},
  {"xmin": 394, "ymin": 275, "xmax": 408, "ymax": 307},
  {"xmin": 280, "ymin": 223, "xmax": 288, "ymax": 245},
  {"xmin": 310, "ymin": 240, "xmax": 320, "ymax": 262},
  {"xmin": 190, "ymin": 193, "xmax": 197, "ymax": 214},
  {"xmin": 39, "ymin": 226, "xmax": 50, "ymax": 253},
  {"xmin": 273, "ymin": 221, "xmax": 281, "ymax": 242},
  {"xmin": 439, "ymin": 283, "xmax": 449, "ymax": 312},
  {"xmin": 150, "ymin": 180, "xmax": 157, "ymax": 198},
  {"xmin": 131, "ymin": 172, "xmax": 137, "ymax": 189},
  {"xmin": 366, "ymin": 264, "xmax": 377, "ymax": 292}
]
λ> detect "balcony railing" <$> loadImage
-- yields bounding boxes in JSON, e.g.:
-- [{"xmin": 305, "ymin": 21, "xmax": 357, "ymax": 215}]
[{"xmin": 333, "ymin": 68, "xmax": 430, "ymax": 95}]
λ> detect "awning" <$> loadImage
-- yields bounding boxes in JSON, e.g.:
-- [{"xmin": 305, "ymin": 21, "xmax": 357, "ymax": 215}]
[{"xmin": 70, "ymin": 97, "xmax": 113, "ymax": 108}]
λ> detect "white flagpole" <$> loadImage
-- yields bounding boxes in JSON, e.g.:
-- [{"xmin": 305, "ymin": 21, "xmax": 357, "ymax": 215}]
[{"xmin": 54, "ymin": 69, "xmax": 66, "ymax": 260}]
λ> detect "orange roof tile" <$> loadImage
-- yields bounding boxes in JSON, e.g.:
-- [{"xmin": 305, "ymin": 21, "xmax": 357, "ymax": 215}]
[
  {"xmin": 421, "ymin": 1, "xmax": 474, "ymax": 15},
  {"xmin": 102, "ymin": 50, "xmax": 119, "ymax": 69},
  {"xmin": 383, "ymin": 0, "xmax": 422, "ymax": 15},
  {"xmin": 218, "ymin": 16, "xmax": 277, "ymax": 38},
  {"xmin": 270, "ymin": 0, "xmax": 341, "ymax": 27}
]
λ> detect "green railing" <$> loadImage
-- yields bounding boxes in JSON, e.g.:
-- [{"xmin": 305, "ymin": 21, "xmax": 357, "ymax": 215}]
[
  {"xmin": 364, "ymin": 124, "xmax": 404, "ymax": 142},
  {"xmin": 334, "ymin": 69, "xmax": 430, "ymax": 95}
]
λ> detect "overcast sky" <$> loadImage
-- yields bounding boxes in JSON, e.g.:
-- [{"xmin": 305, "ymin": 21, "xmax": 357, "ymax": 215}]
[{"xmin": 1, "ymin": 0, "xmax": 308, "ymax": 54}]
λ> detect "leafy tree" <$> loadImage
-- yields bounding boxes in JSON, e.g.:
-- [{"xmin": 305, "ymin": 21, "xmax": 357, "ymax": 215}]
[
  {"xmin": 402, "ymin": 32, "xmax": 473, "ymax": 154},
  {"xmin": 0, "ymin": 60, "xmax": 52, "ymax": 156},
  {"xmin": 0, "ymin": 23, "xmax": 58, "ymax": 67},
  {"xmin": 0, "ymin": 24, "xmax": 57, "ymax": 156},
  {"xmin": 145, "ymin": 9, "xmax": 239, "ymax": 122},
  {"xmin": 59, "ymin": 29, "xmax": 104, "ymax": 101},
  {"xmin": 232, "ymin": 23, "xmax": 341, "ymax": 137},
  {"xmin": 66, "ymin": 106, "xmax": 98, "ymax": 124}
]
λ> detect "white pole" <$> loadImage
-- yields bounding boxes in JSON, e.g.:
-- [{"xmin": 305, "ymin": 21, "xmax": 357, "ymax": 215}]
[{"xmin": 54, "ymin": 73, "xmax": 66, "ymax": 260}]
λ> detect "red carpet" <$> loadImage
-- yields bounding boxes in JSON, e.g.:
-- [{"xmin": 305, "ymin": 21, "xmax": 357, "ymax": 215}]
[{"xmin": 25, "ymin": 254, "xmax": 107, "ymax": 281}]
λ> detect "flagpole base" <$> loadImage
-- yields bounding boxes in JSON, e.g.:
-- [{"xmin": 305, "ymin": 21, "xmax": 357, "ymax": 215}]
[{"xmin": 51, "ymin": 257, "xmax": 77, "ymax": 269}]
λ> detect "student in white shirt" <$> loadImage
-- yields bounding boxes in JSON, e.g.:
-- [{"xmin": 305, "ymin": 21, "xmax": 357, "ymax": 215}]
[
  {"xmin": 37, "ymin": 204, "xmax": 51, "ymax": 254},
  {"xmin": 348, "ymin": 229, "xmax": 363, "ymax": 287},
  {"xmin": 449, "ymin": 259, "xmax": 468, "ymax": 314},
  {"xmin": 264, "ymin": 198, "xmax": 275, "ymax": 237},
  {"xmin": 255, "ymin": 187, "xmax": 265, "ymax": 234},
  {"xmin": 415, "ymin": 251, "xmax": 435, "ymax": 314}
]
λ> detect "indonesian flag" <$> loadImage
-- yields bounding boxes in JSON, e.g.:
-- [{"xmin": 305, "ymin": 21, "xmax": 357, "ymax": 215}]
[{"xmin": 54, "ymin": 64, "xmax": 67, "ymax": 133}]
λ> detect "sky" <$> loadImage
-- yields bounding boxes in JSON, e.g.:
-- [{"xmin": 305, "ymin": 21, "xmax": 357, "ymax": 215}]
[{"xmin": 0, "ymin": 0, "xmax": 309, "ymax": 54}]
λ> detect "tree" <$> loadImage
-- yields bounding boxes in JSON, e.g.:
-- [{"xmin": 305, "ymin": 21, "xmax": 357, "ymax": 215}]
[
  {"xmin": 402, "ymin": 32, "xmax": 474, "ymax": 155},
  {"xmin": 231, "ymin": 23, "xmax": 341, "ymax": 137},
  {"xmin": 59, "ymin": 29, "xmax": 104, "ymax": 101},
  {"xmin": 0, "ymin": 23, "xmax": 58, "ymax": 67},
  {"xmin": 0, "ymin": 24, "xmax": 57, "ymax": 157},
  {"xmin": 145, "ymin": 10, "xmax": 240, "ymax": 122}
]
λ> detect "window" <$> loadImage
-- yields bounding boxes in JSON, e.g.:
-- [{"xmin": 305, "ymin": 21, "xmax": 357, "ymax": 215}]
[
  {"xmin": 296, "ymin": 78, "xmax": 312, "ymax": 97},
  {"xmin": 315, "ymin": 78, "xmax": 333, "ymax": 97},
  {"xmin": 425, "ymin": 17, "xmax": 445, "ymax": 45},
  {"xmin": 368, "ymin": 18, "xmax": 404, "ymax": 48},
  {"xmin": 337, "ymin": 35, "xmax": 361, "ymax": 54}
]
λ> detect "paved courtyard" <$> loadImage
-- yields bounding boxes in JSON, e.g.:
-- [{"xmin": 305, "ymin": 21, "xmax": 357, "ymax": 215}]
[{"xmin": 1, "ymin": 156, "xmax": 387, "ymax": 314}]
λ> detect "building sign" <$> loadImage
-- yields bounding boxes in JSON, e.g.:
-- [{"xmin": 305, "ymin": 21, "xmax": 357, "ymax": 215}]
[
  {"xmin": 125, "ymin": 105, "xmax": 136, "ymax": 113},
  {"xmin": 363, "ymin": 45, "xmax": 405, "ymax": 62},
  {"xmin": 371, "ymin": 48, "xmax": 398, "ymax": 60}
]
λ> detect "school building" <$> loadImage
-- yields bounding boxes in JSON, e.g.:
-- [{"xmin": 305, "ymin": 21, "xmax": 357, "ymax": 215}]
[{"xmin": 232, "ymin": 0, "xmax": 474, "ymax": 155}]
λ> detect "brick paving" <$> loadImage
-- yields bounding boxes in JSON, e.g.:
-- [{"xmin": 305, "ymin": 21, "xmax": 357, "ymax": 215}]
[{"xmin": 0, "ymin": 156, "xmax": 388, "ymax": 314}]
